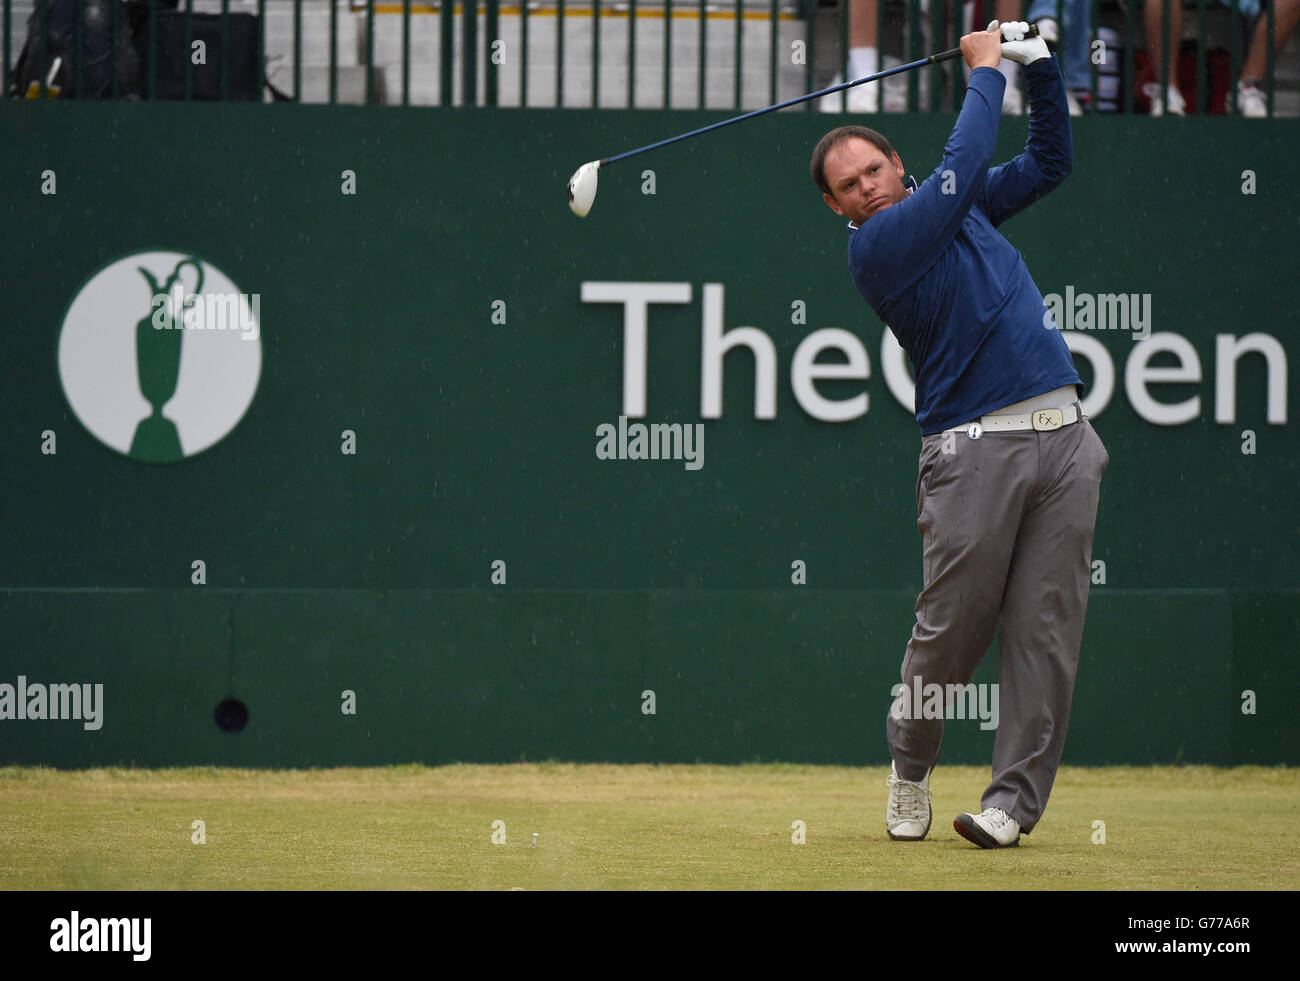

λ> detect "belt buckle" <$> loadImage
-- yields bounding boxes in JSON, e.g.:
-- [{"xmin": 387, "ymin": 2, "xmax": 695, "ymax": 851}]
[{"xmin": 1032, "ymin": 408, "xmax": 1064, "ymax": 432}]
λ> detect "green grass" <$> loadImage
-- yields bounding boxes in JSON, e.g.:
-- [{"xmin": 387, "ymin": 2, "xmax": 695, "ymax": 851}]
[{"xmin": 1, "ymin": 764, "xmax": 1297, "ymax": 890}]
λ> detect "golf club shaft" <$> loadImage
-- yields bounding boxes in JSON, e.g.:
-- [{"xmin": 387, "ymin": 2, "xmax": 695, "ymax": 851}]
[{"xmin": 601, "ymin": 25, "xmax": 1039, "ymax": 169}]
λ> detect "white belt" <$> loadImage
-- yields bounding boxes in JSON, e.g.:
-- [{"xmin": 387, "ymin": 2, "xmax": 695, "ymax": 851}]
[{"xmin": 944, "ymin": 403, "xmax": 1081, "ymax": 439}]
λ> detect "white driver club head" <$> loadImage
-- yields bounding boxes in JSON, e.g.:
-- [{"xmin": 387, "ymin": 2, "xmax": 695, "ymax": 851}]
[{"xmin": 567, "ymin": 161, "xmax": 600, "ymax": 218}]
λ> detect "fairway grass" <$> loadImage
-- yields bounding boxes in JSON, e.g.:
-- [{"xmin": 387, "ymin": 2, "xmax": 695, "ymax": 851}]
[{"xmin": 1, "ymin": 764, "xmax": 1297, "ymax": 890}]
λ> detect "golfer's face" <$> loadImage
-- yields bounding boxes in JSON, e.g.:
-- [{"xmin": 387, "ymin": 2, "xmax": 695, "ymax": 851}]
[{"xmin": 823, "ymin": 138, "xmax": 906, "ymax": 225}]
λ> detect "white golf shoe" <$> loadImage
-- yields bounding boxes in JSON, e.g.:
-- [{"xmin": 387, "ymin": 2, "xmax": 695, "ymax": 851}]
[
  {"xmin": 886, "ymin": 762, "xmax": 932, "ymax": 840},
  {"xmin": 954, "ymin": 806, "xmax": 1021, "ymax": 848}
]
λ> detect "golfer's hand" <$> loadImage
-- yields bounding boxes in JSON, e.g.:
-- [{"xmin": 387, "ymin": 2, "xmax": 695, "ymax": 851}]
[
  {"xmin": 961, "ymin": 27, "xmax": 1004, "ymax": 71},
  {"xmin": 991, "ymin": 19, "xmax": 1051, "ymax": 65}
]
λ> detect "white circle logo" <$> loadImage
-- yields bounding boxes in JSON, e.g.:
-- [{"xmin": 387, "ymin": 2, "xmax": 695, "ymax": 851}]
[{"xmin": 57, "ymin": 251, "xmax": 262, "ymax": 462}]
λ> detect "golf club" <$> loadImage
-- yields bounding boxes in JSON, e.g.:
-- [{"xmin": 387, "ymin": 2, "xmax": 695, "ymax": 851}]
[{"xmin": 567, "ymin": 23, "xmax": 1041, "ymax": 217}]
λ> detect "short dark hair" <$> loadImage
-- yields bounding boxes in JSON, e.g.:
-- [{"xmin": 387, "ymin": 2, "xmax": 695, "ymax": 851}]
[{"xmin": 810, "ymin": 126, "xmax": 897, "ymax": 197}]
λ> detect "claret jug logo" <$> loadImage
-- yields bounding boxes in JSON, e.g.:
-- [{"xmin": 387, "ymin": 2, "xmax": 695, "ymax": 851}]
[{"xmin": 57, "ymin": 251, "xmax": 262, "ymax": 462}]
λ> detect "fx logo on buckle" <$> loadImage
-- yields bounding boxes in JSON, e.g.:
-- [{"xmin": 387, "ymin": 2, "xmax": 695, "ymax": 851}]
[{"xmin": 1033, "ymin": 409, "xmax": 1064, "ymax": 431}]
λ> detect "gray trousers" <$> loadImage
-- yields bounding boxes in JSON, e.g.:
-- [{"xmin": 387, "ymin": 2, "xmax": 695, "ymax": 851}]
[{"xmin": 887, "ymin": 409, "xmax": 1108, "ymax": 833}]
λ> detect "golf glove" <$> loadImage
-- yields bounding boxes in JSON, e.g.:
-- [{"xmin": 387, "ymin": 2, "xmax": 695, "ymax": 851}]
[{"xmin": 989, "ymin": 20, "xmax": 1051, "ymax": 65}]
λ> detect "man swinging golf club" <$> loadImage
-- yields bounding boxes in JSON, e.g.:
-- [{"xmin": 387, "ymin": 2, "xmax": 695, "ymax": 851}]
[{"xmin": 810, "ymin": 22, "xmax": 1109, "ymax": 848}]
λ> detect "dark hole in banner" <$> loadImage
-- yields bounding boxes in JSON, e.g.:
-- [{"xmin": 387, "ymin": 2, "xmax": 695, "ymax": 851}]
[{"xmin": 214, "ymin": 697, "xmax": 249, "ymax": 734}]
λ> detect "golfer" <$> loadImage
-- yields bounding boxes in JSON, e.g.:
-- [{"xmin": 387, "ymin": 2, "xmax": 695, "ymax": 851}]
[{"xmin": 810, "ymin": 22, "xmax": 1109, "ymax": 847}]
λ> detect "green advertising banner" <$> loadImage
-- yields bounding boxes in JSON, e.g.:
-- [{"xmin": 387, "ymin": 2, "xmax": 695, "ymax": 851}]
[{"xmin": 0, "ymin": 102, "xmax": 1295, "ymax": 767}]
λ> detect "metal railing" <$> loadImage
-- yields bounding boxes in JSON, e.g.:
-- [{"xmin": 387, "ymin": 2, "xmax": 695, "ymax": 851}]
[{"xmin": 2, "ymin": 0, "xmax": 1295, "ymax": 114}]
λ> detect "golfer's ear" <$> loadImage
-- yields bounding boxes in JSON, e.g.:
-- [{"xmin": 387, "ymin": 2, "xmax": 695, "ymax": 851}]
[
  {"xmin": 893, "ymin": 152, "xmax": 905, "ymax": 176},
  {"xmin": 823, "ymin": 191, "xmax": 845, "ymax": 217}
]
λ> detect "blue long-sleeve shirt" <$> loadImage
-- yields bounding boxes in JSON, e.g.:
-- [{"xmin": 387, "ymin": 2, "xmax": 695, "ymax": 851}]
[{"xmin": 847, "ymin": 59, "xmax": 1082, "ymax": 435}]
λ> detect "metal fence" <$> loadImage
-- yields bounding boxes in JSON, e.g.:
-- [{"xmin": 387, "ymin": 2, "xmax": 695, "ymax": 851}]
[{"xmin": 3, "ymin": 0, "xmax": 1296, "ymax": 114}]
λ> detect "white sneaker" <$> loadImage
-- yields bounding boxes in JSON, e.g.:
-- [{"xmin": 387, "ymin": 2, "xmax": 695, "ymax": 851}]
[
  {"xmin": 1237, "ymin": 81, "xmax": 1268, "ymax": 118},
  {"xmin": 1144, "ymin": 81, "xmax": 1186, "ymax": 116},
  {"xmin": 846, "ymin": 82, "xmax": 879, "ymax": 113},
  {"xmin": 954, "ymin": 806, "xmax": 1021, "ymax": 848},
  {"xmin": 818, "ymin": 76, "xmax": 844, "ymax": 113},
  {"xmin": 886, "ymin": 762, "xmax": 932, "ymax": 840},
  {"xmin": 1002, "ymin": 85, "xmax": 1023, "ymax": 116},
  {"xmin": 818, "ymin": 74, "xmax": 879, "ymax": 113},
  {"xmin": 1169, "ymin": 85, "xmax": 1187, "ymax": 115}
]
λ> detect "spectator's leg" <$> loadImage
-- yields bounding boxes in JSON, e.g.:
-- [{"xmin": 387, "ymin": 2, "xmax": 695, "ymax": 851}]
[
  {"xmin": 820, "ymin": 0, "xmax": 879, "ymax": 112},
  {"xmin": 1241, "ymin": 0, "xmax": 1300, "ymax": 83},
  {"xmin": 846, "ymin": 0, "xmax": 880, "ymax": 110},
  {"xmin": 1143, "ymin": 0, "xmax": 1183, "ymax": 86},
  {"xmin": 1236, "ymin": 0, "xmax": 1300, "ymax": 115},
  {"xmin": 1026, "ymin": 0, "xmax": 1086, "ymax": 112},
  {"xmin": 1063, "ymin": 0, "xmax": 1092, "ymax": 91},
  {"xmin": 883, "ymin": 0, "xmax": 932, "ymax": 112},
  {"xmin": 849, "ymin": 0, "xmax": 879, "ymax": 77}
]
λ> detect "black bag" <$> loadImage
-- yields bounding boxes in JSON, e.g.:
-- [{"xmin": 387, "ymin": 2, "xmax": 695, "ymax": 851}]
[
  {"xmin": 132, "ymin": 10, "xmax": 260, "ymax": 100},
  {"xmin": 9, "ymin": 0, "xmax": 140, "ymax": 99}
]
